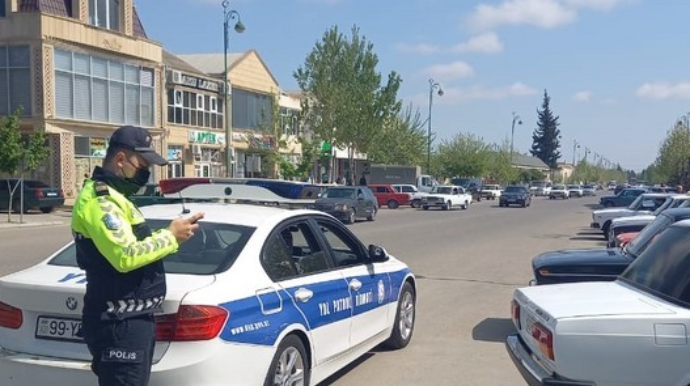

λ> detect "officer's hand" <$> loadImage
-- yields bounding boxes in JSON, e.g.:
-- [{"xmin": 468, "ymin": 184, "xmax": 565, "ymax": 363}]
[{"xmin": 169, "ymin": 212, "xmax": 205, "ymax": 244}]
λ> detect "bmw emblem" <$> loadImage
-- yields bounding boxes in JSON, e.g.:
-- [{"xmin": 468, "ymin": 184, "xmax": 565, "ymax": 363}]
[{"xmin": 66, "ymin": 297, "xmax": 78, "ymax": 311}]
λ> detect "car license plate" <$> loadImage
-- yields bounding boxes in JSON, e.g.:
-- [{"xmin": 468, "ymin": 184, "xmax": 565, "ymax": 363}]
[
  {"xmin": 507, "ymin": 199, "xmax": 516, "ymax": 202},
  {"xmin": 46, "ymin": 192, "xmax": 57, "ymax": 197},
  {"xmin": 35, "ymin": 316, "xmax": 83, "ymax": 342}
]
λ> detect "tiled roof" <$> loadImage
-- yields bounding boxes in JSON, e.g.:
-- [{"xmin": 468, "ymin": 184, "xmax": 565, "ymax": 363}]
[
  {"xmin": 177, "ymin": 53, "xmax": 245, "ymax": 76},
  {"xmin": 512, "ymin": 153, "xmax": 550, "ymax": 170},
  {"xmin": 19, "ymin": 0, "xmax": 72, "ymax": 17},
  {"xmin": 163, "ymin": 51, "xmax": 206, "ymax": 77},
  {"xmin": 132, "ymin": 5, "xmax": 147, "ymax": 39}
]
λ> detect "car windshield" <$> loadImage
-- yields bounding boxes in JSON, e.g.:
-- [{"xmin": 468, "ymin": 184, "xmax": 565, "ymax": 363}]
[
  {"xmin": 504, "ymin": 186, "xmax": 523, "ymax": 193},
  {"xmin": 553, "ymin": 185, "xmax": 565, "ymax": 190},
  {"xmin": 432, "ymin": 186, "xmax": 453, "ymax": 194},
  {"xmin": 321, "ymin": 188, "xmax": 356, "ymax": 199},
  {"xmin": 653, "ymin": 199, "xmax": 674, "ymax": 215},
  {"xmin": 625, "ymin": 214, "xmax": 674, "ymax": 257},
  {"xmin": 584, "ymin": 185, "xmax": 594, "ymax": 189},
  {"xmin": 48, "ymin": 220, "xmax": 255, "ymax": 274},
  {"xmin": 620, "ymin": 225, "xmax": 690, "ymax": 305},
  {"xmin": 531, "ymin": 181, "xmax": 547, "ymax": 188},
  {"xmin": 567, "ymin": 185, "xmax": 579, "ymax": 189},
  {"xmin": 627, "ymin": 194, "xmax": 644, "ymax": 210},
  {"xmin": 484, "ymin": 185, "xmax": 499, "ymax": 190}
]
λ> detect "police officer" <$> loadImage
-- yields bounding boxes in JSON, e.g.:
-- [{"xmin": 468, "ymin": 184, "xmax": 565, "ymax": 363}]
[{"xmin": 71, "ymin": 125, "xmax": 204, "ymax": 386}]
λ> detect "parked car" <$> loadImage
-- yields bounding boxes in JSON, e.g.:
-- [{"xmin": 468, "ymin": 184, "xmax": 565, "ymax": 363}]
[
  {"xmin": 530, "ymin": 207, "xmax": 690, "ymax": 285},
  {"xmin": 606, "ymin": 194, "xmax": 690, "ymax": 246},
  {"xmin": 130, "ymin": 183, "xmax": 183, "ymax": 207},
  {"xmin": 508, "ymin": 217, "xmax": 690, "ymax": 386},
  {"xmin": 566, "ymin": 184, "xmax": 583, "ymax": 198},
  {"xmin": 599, "ymin": 187, "xmax": 647, "ymax": 208},
  {"xmin": 0, "ymin": 178, "xmax": 65, "ymax": 213},
  {"xmin": 530, "ymin": 181, "xmax": 552, "ymax": 197},
  {"xmin": 591, "ymin": 193, "xmax": 671, "ymax": 238},
  {"xmin": 582, "ymin": 184, "xmax": 596, "ymax": 196},
  {"xmin": 480, "ymin": 184, "xmax": 502, "ymax": 200},
  {"xmin": 548, "ymin": 184, "xmax": 569, "ymax": 200},
  {"xmin": 368, "ymin": 184, "xmax": 411, "ymax": 209},
  {"xmin": 449, "ymin": 178, "xmax": 483, "ymax": 202},
  {"xmin": 499, "ymin": 186, "xmax": 531, "ymax": 208},
  {"xmin": 391, "ymin": 184, "xmax": 428, "ymax": 208},
  {"xmin": 0, "ymin": 200, "xmax": 416, "ymax": 386},
  {"xmin": 315, "ymin": 186, "xmax": 378, "ymax": 223},
  {"xmin": 421, "ymin": 185, "xmax": 472, "ymax": 210}
]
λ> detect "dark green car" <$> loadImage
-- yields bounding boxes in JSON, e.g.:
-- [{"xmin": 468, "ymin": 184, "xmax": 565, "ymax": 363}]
[{"xmin": 130, "ymin": 183, "xmax": 182, "ymax": 207}]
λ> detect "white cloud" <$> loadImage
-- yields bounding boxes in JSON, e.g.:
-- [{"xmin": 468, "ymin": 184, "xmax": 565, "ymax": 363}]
[
  {"xmin": 395, "ymin": 43, "xmax": 441, "ymax": 55},
  {"xmin": 467, "ymin": 0, "xmax": 632, "ymax": 31},
  {"xmin": 451, "ymin": 32, "xmax": 504, "ymax": 54},
  {"xmin": 440, "ymin": 82, "xmax": 539, "ymax": 102},
  {"xmin": 636, "ymin": 82, "xmax": 690, "ymax": 99},
  {"xmin": 573, "ymin": 90, "xmax": 592, "ymax": 102},
  {"xmin": 468, "ymin": 0, "xmax": 577, "ymax": 30},
  {"xmin": 423, "ymin": 61, "xmax": 475, "ymax": 80}
]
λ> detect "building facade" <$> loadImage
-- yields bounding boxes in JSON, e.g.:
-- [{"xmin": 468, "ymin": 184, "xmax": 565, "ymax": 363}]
[{"xmin": 0, "ymin": 0, "xmax": 165, "ymax": 197}]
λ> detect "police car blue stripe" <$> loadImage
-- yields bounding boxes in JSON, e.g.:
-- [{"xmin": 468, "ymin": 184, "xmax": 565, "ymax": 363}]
[{"xmin": 218, "ymin": 267, "xmax": 412, "ymax": 346}]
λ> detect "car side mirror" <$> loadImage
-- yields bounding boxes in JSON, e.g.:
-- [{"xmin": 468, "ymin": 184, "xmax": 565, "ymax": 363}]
[{"xmin": 368, "ymin": 244, "xmax": 389, "ymax": 262}]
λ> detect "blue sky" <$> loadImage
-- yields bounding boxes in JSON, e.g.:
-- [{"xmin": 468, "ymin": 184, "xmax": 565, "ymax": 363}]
[{"xmin": 135, "ymin": 0, "xmax": 690, "ymax": 172}]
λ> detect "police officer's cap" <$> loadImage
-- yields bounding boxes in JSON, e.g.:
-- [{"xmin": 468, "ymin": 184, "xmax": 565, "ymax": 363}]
[{"xmin": 109, "ymin": 126, "xmax": 168, "ymax": 166}]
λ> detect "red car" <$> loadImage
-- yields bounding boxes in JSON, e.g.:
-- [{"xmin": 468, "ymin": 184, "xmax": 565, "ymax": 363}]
[{"xmin": 368, "ymin": 184, "xmax": 411, "ymax": 209}]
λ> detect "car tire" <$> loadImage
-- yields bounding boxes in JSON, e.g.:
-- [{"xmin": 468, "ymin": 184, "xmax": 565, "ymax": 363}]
[
  {"xmin": 387, "ymin": 200, "xmax": 399, "ymax": 210},
  {"xmin": 366, "ymin": 208, "xmax": 376, "ymax": 221},
  {"xmin": 444, "ymin": 201, "xmax": 451, "ymax": 211},
  {"xmin": 263, "ymin": 335, "xmax": 309, "ymax": 386},
  {"xmin": 411, "ymin": 199, "xmax": 421, "ymax": 208},
  {"xmin": 604, "ymin": 201, "xmax": 614, "ymax": 208},
  {"xmin": 462, "ymin": 201, "xmax": 468, "ymax": 210},
  {"xmin": 40, "ymin": 207, "xmax": 53, "ymax": 213},
  {"xmin": 602, "ymin": 221, "xmax": 612, "ymax": 239},
  {"xmin": 346, "ymin": 208, "xmax": 356, "ymax": 224},
  {"xmin": 422, "ymin": 205, "xmax": 429, "ymax": 210},
  {"xmin": 384, "ymin": 281, "xmax": 416, "ymax": 350}
]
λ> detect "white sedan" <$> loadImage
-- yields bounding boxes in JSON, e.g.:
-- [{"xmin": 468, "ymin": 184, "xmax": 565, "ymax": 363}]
[
  {"xmin": 507, "ymin": 219, "xmax": 690, "ymax": 386},
  {"xmin": 0, "ymin": 201, "xmax": 416, "ymax": 386}
]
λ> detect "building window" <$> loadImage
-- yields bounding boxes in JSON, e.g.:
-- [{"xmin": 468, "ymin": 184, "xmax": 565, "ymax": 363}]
[
  {"xmin": 54, "ymin": 48, "xmax": 155, "ymax": 127},
  {"xmin": 167, "ymin": 88, "xmax": 223, "ymax": 130},
  {"xmin": 89, "ymin": 0, "xmax": 120, "ymax": 31},
  {"xmin": 0, "ymin": 46, "xmax": 32, "ymax": 116},
  {"xmin": 232, "ymin": 88, "xmax": 273, "ymax": 131},
  {"xmin": 280, "ymin": 107, "xmax": 300, "ymax": 136}
]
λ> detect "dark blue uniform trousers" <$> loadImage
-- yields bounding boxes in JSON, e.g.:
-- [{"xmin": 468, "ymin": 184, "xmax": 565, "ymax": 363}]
[{"xmin": 82, "ymin": 315, "xmax": 156, "ymax": 386}]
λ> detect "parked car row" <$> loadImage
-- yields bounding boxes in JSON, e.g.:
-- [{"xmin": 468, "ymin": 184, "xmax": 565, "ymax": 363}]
[
  {"xmin": 0, "ymin": 178, "xmax": 65, "ymax": 213},
  {"xmin": 506, "ymin": 189, "xmax": 690, "ymax": 386}
]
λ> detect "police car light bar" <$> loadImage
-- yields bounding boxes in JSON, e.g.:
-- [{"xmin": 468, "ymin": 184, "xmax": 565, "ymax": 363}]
[{"xmin": 160, "ymin": 179, "xmax": 316, "ymax": 209}]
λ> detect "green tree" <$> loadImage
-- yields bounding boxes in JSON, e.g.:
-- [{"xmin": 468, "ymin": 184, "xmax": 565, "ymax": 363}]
[
  {"xmin": 486, "ymin": 140, "xmax": 518, "ymax": 185},
  {"xmin": 436, "ymin": 133, "xmax": 492, "ymax": 179},
  {"xmin": 295, "ymin": 25, "xmax": 402, "ymax": 182},
  {"xmin": 367, "ymin": 104, "xmax": 426, "ymax": 166},
  {"xmin": 655, "ymin": 121, "xmax": 690, "ymax": 186},
  {"xmin": 0, "ymin": 109, "xmax": 51, "ymax": 221},
  {"xmin": 530, "ymin": 90, "xmax": 561, "ymax": 169}
]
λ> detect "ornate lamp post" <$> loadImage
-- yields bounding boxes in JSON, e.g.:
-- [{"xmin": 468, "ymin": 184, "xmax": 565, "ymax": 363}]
[
  {"xmin": 222, "ymin": 0, "xmax": 245, "ymax": 177},
  {"xmin": 510, "ymin": 111, "xmax": 522, "ymax": 161},
  {"xmin": 427, "ymin": 78, "xmax": 443, "ymax": 174}
]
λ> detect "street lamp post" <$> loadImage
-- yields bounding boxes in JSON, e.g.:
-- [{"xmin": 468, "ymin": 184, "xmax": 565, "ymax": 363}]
[
  {"xmin": 427, "ymin": 78, "xmax": 443, "ymax": 174},
  {"xmin": 510, "ymin": 111, "xmax": 522, "ymax": 161},
  {"xmin": 572, "ymin": 140, "xmax": 580, "ymax": 165},
  {"xmin": 222, "ymin": 0, "xmax": 245, "ymax": 177}
]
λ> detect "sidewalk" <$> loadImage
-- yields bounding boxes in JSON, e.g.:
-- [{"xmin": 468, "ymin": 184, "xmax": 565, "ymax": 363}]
[{"xmin": 0, "ymin": 206, "xmax": 72, "ymax": 229}]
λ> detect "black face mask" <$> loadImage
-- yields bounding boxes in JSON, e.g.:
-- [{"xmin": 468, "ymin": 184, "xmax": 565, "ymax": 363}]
[{"xmin": 120, "ymin": 160, "xmax": 151, "ymax": 196}]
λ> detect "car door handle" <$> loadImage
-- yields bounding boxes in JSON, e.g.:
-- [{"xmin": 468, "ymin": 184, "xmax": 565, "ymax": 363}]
[
  {"xmin": 349, "ymin": 279, "xmax": 362, "ymax": 291},
  {"xmin": 294, "ymin": 288, "xmax": 313, "ymax": 303}
]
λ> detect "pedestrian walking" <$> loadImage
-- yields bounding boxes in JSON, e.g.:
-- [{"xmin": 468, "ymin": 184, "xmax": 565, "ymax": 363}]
[
  {"xmin": 71, "ymin": 125, "xmax": 204, "ymax": 386},
  {"xmin": 359, "ymin": 173, "xmax": 367, "ymax": 186}
]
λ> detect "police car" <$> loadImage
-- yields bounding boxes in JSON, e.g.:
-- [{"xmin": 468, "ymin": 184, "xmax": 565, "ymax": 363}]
[{"xmin": 0, "ymin": 183, "xmax": 416, "ymax": 386}]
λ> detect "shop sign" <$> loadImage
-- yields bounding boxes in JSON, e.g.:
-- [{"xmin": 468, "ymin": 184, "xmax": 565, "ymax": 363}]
[
  {"xmin": 172, "ymin": 71, "xmax": 222, "ymax": 93},
  {"xmin": 188, "ymin": 130, "xmax": 225, "ymax": 145},
  {"xmin": 90, "ymin": 137, "xmax": 108, "ymax": 158},
  {"xmin": 168, "ymin": 146, "xmax": 183, "ymax": 161}
]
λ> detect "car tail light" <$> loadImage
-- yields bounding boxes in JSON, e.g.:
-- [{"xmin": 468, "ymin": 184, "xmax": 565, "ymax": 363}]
[
  {"xmin": 510, "ymin": 300, "xmax": 521, "ymax": 329},
  {"xmin": 34, "ymin": 189, "xmax": 44, "ymax": 198},
  {"xmin": 0, "ymin": 301, "xmax": 23, "ymax": 329},
  {"xmin": 155, "ymin": 305, "xmax": 228, "ymax": 341},
  {"xmin": 530, "ymin": 321, "xmax": 554, "ymax": 360}
]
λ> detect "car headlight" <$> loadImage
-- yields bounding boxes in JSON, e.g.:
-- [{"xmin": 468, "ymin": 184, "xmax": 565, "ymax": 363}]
[{"xmin": 335, "ymin": 203, "xmax": 348, "ymax": 211}]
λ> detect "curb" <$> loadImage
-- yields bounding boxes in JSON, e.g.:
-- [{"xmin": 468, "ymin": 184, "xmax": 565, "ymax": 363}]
[{"xmin": 0, "ymin": 220, "xmax": 65, "ymax": 229}]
